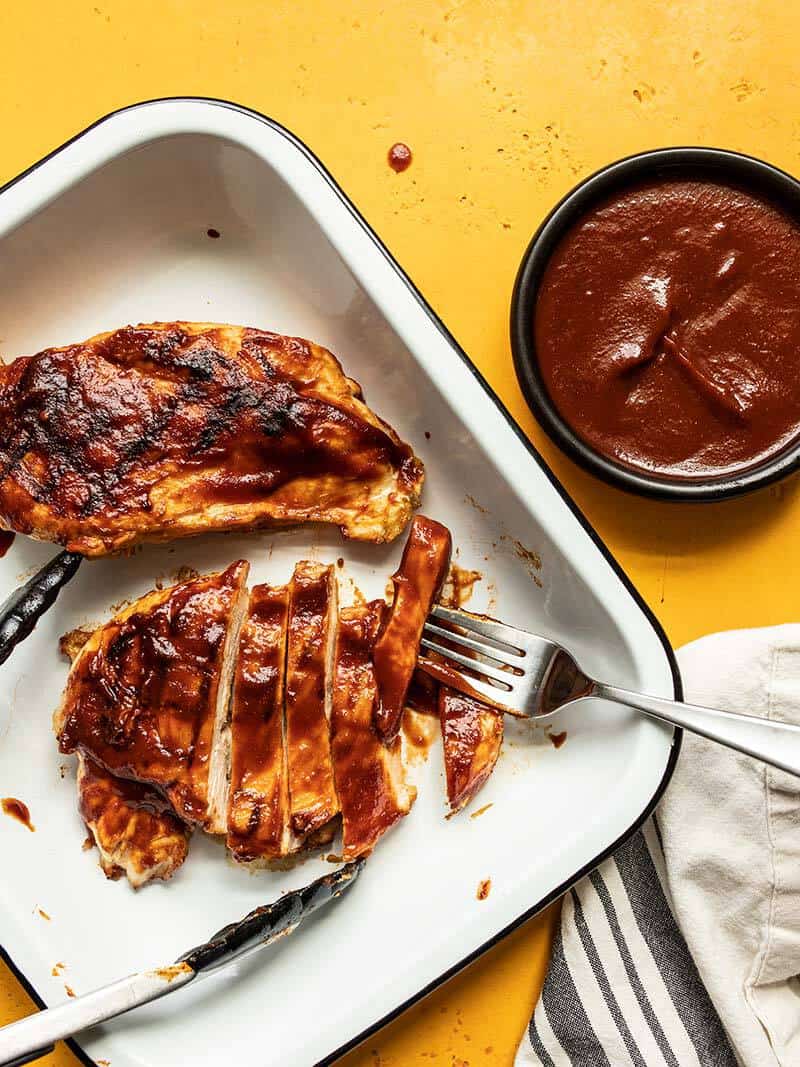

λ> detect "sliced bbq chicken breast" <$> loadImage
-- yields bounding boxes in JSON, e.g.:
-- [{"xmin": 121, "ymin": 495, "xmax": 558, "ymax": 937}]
[
  {"xmin": 332, "ymin": 601, "xmax": 415, "ymax": 859},
  {"xmin": 227, "ymin": 583, "xmax": 298, "ymax": 863},
  {"xmin": 55, "ymin": 561, "xmax": 250, "ymax": 832},
  {"xmin": 284, "ymin": 562, "xmax": 340, "ymax": 842},
  {"xmin": 77, "ymin": 754, "xmax": 190, "ymax": 888},
  {"xmin": 0, "ymin": 322, "xmax": 424, "ymax": 556},
  {"xmin": 439, "ymin": 688, "xmax": 504, "ymax": 813},
  {"xmin": 373, "ymin": 516, "xmax": 452, "ymax": 741}
]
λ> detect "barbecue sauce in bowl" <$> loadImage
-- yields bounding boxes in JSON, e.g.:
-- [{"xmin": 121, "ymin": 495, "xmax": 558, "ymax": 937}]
[{"xmin": 534, "ymin": 178, "xmax": 800, "ymax": 480}]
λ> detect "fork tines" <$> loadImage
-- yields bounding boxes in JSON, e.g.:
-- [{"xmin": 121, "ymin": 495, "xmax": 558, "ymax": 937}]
[{"xmin": 418, "ymin": 604, "xmax": 526, "ymax": 713}]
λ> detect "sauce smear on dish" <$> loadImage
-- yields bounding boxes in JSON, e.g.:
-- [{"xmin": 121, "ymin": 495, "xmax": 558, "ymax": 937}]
[
  {"xmin": 2, "ymin": 797, "xmax": 35, "ymax": 831},
  {"xmin": 535, "ymin": 179, "xmax": 800, "ymax": 479}
]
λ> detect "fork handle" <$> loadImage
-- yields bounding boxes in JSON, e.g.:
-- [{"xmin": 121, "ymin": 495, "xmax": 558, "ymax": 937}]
[{"xmin": 597, "ymin": 683, "xmax": 800, "ymax": 778}]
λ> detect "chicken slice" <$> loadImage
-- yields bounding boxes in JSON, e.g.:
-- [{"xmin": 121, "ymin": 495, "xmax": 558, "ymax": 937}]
[
  {"xmin": 439, "ymin": 688, "xmax": 504, "ymax": 814},
  {"xmin": 227, "ymin": 584, "xmax": 298, "ymax": 863},
  {"xmin": 77, "ymin": 754, "xmax": 190, "ymax": 888},
  {"xmin": 332, "ymin": 601, "xmax": 415, "ymax": 859},
  {"xmin": 373, "ymin": 516, "xmax": 452, "ymax": 741},
  {"xmin": 284, "ymin": 562, "xmax": 340, "ymax": 840},
  {"xmin": 55, "ymin": 561, "xmax": 250, "ymax": 832},
  {"xmin": 0, "ymin": 322, "xmax": 424, "ymax": 556}
]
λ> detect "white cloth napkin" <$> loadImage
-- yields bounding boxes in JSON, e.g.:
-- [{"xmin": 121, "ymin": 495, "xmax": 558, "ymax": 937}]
[{"xmin": 517, "ymin": 624, "xmax": 800, "ymax": 1067}]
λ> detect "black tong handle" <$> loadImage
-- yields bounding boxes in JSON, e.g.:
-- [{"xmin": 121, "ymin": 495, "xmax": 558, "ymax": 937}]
[{"xmin": 0, "ymin": 551, "xmax": 83, "ymax": 666}]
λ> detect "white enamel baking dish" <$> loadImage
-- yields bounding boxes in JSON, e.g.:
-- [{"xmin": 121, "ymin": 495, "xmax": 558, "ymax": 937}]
[{"xmin": 0, "ymin": 99, "xmax": 680, "ymax": 1067}]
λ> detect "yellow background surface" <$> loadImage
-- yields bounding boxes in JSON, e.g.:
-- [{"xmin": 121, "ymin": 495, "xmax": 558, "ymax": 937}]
[{"xmin": 0, "ymin": 1, "xmax": 796, "ymax": 1063}]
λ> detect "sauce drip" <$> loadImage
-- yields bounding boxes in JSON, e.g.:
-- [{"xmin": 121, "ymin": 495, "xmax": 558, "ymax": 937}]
[
  {"xmin": 0, "ymin": 530, "xmax": 14, "ymax": 557},
  {"xmin": 535, "ymin": 178, "xmax": 800, "ymax": 479},
  {"xmin": 470, "ymin": 802, "xmax": 493, "ymax": 820},
  {"xmin": 477, "ymin": 878, "xmax": 492, "ymax": 900},
  {"xmin": 2, "ymin": 797, "xmax": 35, "ymax": 831},
  {"xmin": 388, "ymin": 143, "xmax": 412, "ymax": 172},
  {"xmin": 549, "ymin": 730, "xmax": 568, "ymax": 749}
]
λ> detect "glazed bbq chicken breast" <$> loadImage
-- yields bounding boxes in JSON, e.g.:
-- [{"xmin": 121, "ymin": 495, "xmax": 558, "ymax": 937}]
[
  {"xmin": 54, "ymin": 561, "xmax": 250, "ymax": 832},
  {"xmin": 77, "ymin": 754, "xmax": 190, "ymax": 888},
  {"xmin": 51, "ymin": 512, "xmax": 502, "ymax": 885},
  {"xmin": 0, "ymin": 322, "xmax": 424, "ymax": 556}
]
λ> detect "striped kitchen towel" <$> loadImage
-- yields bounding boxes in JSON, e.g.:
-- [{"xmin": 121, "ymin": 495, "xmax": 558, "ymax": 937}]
[{"xmin": 518, "ymin": 625, "xmax": 800, "ymax": 1067}]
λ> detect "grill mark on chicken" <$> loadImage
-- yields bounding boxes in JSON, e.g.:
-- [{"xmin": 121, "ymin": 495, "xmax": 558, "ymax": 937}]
[{"xmin": 0, "ymin": 322, "xmax": 424, "ymax": 554}]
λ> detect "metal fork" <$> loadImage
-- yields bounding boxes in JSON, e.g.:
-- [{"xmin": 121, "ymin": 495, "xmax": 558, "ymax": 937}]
[{"xmin": 419, "ymin": 604, "xmax": 800, "ymax": 778}]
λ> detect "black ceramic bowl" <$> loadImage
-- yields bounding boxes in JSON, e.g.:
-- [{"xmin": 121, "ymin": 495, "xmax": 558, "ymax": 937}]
[{"xmin": 511, "ymin": 147, "xmax": 800, "ymax": 501}]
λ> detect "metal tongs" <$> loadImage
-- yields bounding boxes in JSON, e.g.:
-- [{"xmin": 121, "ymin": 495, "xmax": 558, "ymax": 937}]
[
  {"xmin": 0, "ymin": 861, "xmax": 363, "ymax": 1067},
  {"xmin": 0, "ymin": 551, "xmax": 82, "ymax": 666}
]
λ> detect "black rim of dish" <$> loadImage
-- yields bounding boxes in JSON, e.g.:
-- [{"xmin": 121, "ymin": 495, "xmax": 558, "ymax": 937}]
[
  {"xmin": 0, "ymin": 100, "xmax": 683, "ymax": 1067},
  {"xmin": 511, "ymin": 146, "xmax": 800, "ymax": 501}
]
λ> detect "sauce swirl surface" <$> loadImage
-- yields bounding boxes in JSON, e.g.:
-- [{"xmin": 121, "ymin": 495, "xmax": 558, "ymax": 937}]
[{"xmin": 535, "ymin": 178, "xmax": 800, "ymax": 479}]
